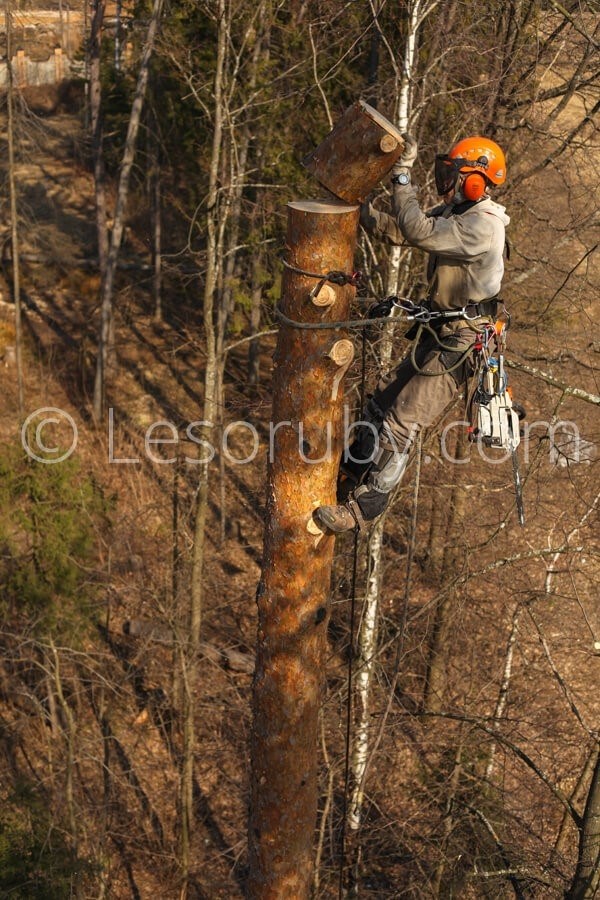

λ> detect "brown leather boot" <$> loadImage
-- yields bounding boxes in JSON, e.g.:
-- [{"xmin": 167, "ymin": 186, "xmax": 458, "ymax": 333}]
[
  {"xmin": 314, "ymin": 446, "xmax": 410, "ymax": 535},
  {"xmin": 313, "ymin": 499, "xmax": 364, "ymax": 534}
]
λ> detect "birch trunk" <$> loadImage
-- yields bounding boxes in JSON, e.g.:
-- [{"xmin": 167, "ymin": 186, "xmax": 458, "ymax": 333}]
[
  {"xmin": 92, "ymin": 0, "xmax": 164, "ymax": 419},
  {"xmin": 348, "ymin": 522, "xmax": 384, "ymax": 834},
  {"xmin": 385, "ymin": 0, "xmax": 421, "ymax": 296},
  {"xmin": 180, "ymin": 0, "xmax": 227, "ymax": 888},
  {"xmin": 345, "ymin": 0, "xmax": 422, "ymax": 851}
]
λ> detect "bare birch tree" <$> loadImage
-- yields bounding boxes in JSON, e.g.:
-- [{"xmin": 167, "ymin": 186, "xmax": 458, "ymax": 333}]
[
  {"xmin": 93, "ymin": 0, "xmax": 164, "ymax": 420},
  {"xmin": 346, "ymin": 0, "xmax": 432, "ymax": 854}
]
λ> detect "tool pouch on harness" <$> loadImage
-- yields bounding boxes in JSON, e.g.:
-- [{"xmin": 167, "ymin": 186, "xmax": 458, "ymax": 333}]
[{"xmin": 439, "ymin": 334, "xmax": 475, "ymax": 388}]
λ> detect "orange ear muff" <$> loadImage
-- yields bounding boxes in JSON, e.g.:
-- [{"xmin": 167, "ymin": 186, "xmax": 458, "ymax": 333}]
[{"xmin": 463, "ymin": 172, "xmax": 486, "ymax": 201}]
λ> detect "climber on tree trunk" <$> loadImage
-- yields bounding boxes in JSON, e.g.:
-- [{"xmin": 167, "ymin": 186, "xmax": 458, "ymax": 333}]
[{"xmin": 314, "ymin": 134, "xmax": 510, "ymax": 535}]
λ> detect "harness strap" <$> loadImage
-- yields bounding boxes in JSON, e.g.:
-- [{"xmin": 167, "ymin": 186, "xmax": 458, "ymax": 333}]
[
  {"xmin": 392, "ymin": 296, "xmax": 498, "ymax": 323},
  {"xmin": 347, "ymin": 497, "xmax": 368, "ymax": 532}
]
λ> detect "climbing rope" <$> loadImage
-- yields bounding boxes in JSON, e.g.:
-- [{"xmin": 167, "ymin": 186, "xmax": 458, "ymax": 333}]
[
  {"xmin": 281, "ymin": 257, "xmax": 363, "ymax": 298},
  {"xmin": 274, "ymin": 300, "xmax": 399, "ymax": 330},
  {"xmin": 275, "ymin": 301, "xmax": 482, "ymax": 379}
]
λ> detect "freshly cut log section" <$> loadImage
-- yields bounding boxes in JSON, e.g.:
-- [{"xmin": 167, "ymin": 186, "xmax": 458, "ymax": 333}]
[{"xmin": 302, "ymin": 100, "xmax": 405, "ymax": 202}]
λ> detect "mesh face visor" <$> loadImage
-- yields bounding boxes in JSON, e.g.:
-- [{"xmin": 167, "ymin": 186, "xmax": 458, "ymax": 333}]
[{"xmin": 434, "ymin": 155, "xmax": 466, "ymax": 195}]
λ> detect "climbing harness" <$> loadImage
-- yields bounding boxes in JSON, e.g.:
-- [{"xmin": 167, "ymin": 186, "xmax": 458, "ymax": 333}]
[{"xmin": 389, "ymin": 295, "xmax": 499, "ymax": 324}]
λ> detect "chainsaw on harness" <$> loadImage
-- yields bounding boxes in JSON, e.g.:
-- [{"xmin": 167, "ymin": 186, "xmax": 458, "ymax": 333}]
[{"xmin": 467, "ymin": 317, "xmax": 526, "ymax": 527}]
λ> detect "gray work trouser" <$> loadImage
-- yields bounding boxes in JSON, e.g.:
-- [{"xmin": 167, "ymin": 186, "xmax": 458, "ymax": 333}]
[{"xmin": 373, "ymin": 325, "xmax": 477, "ymax": 451}]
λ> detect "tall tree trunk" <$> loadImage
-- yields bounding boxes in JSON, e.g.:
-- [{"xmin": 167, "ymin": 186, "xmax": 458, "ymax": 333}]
[
  {"xmin": 248, "ymin": 200, "xmax": 359, "ymax": 898},
  {"xmin": 345, "ymin": 0, "xmax": 424, "ymax": 855},
  {"xmin": 90, "ymin": 0, "xmax": 109, "ymax": 278},
  {"xmin": 345, "ymin": 517, "xmax": 384, "ymax": 892},
  {"xmin": 114, "ymin": 0, "xmax": 123, "ymax": 72},
  {"xmin": 149, "ymin": 116, "xmax": 162, "ymax": 321},
  {"xmin": 180, "ymin": 0, "xmax": 228, "ymax": 888},
  {"xmin": 385, "ymin": 0, "xmax": 421, "ymax": 296},
  {"xmin": 93, "ymin": 0, "xmax": 164, "ymax": 420},
  {"xmin": 567, "ymin": 750, "xmax": 600, "ymax": 899},
  {"xmin": 5, "ymin": 0, "xmax": 24, "ymax": 417}
]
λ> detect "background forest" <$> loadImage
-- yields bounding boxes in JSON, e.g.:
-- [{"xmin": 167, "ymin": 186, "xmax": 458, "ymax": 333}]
[{"xmin": 0, "ymin": 0, "xmax": 599, "ymax": 897}]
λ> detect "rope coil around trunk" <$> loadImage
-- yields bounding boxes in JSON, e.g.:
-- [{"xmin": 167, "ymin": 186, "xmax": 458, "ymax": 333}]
[{"xmin": 281, "ymin": 257, "xmax": 363, "ymax": 292}]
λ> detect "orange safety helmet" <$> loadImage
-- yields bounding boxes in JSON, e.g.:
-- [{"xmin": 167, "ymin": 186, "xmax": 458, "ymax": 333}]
[{"xmin": 435, "ymin": 136, "xmax": 506, "ymax": 200}]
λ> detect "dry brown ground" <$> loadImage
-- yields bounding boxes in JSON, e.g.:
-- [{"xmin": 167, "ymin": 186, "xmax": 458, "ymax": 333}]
[{"xmin": 0, "ymin": 103, "xmax": 598, "ymax": 897}]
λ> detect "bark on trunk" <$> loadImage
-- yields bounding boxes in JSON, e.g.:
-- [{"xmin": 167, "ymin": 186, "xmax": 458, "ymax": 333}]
[
  {"xmin": 386, "ymin": 0, "xmax": 421, "ymax": 296},
  {"xmin": 248, "ymin": 199, "xmax": 359, "ymax": 899},
  {"xmin": 180, "ymin": 2, "xmax": 228, "ymax": 887},
  {"xmin": 567, "ymin": 749, "xmax": 600, "ymax": 899}
]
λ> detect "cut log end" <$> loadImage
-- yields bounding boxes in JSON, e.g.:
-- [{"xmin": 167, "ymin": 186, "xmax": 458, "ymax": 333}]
[
  {"xmin": 358, "ymin": 100, "xmax": 404, "ymax": 143},
  {"xmin": 380, "ymin": 134, "xmax": 399, "ymax": 153},
  {"xmin": 327, "ymin": 339, "xmax": 355, "ymax": 367},
  {"xmin": 312, "ymin": 284, "xmax": 336, "ymax": 307},
  {"xmin": 288, "ymin": 199, "xmax": 359, "ymax": 214}
]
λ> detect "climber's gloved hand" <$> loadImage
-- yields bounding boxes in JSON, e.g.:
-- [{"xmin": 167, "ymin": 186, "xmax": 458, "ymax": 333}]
[
  {"xmin": 392, "ymin": 133, "xmax": 418, "ymax": 176},
  {"xmin": 368, "ymin": 296, "xmax": 395, "ymax": 320}
]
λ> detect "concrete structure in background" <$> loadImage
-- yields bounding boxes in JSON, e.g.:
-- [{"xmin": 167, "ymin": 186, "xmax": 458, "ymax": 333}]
[
  {"xmin": 0, "ymin": 46, "xmax": 78, "ymax": 88},
  {"xmin": 0, "ymin": 8, "xmax": 85, "ymax": 87},
  {"xmin": 0, "ymin": 5, "xmax": 127, "ymax": 88}
]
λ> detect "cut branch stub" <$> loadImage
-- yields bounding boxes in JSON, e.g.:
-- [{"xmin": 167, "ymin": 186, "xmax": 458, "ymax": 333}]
[
  {"xmin": 249, "ymin": 199, "xmax": 359, "ymax": 899},
  {"xmin": 311, "ymin": 283, "xmax": 336, "ymax": 307},
  {"xmin": 302, "ymin": 100, "xmax": 405, "ymax": 203},
  {"xmin": 326, "ymin": 339, "xmax": 355, "ymax": 401},
  {"xmin": 327, "ymin": 338, "xmax": 354, "ymax": 367}
]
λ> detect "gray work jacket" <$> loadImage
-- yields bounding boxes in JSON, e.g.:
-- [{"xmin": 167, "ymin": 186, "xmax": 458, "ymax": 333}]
[{"xmin": 365, "ymin": 185, "xmax": 510, "ymax": 312}]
